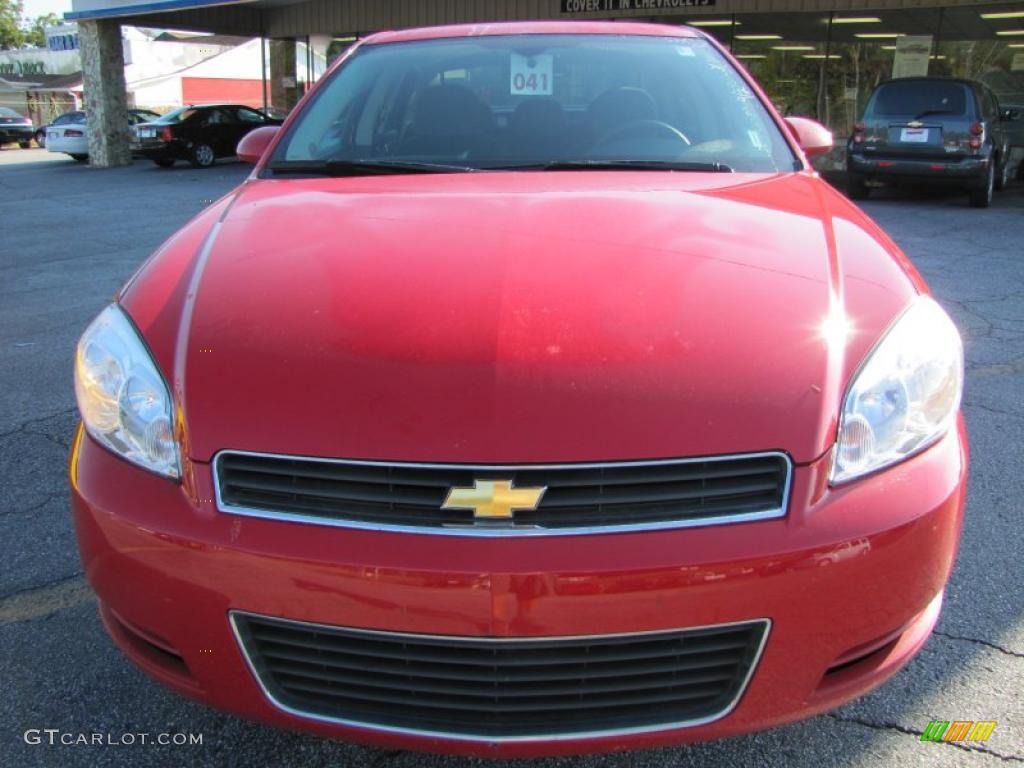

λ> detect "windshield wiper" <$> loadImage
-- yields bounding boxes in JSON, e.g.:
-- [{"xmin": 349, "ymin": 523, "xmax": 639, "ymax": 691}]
[
  {"xmin": 267, "ymin": 158, "xmax": 734, "ymax": 176},
  {"xmin": 492, "ymin": 159, "xmax": 733, "ymax": 173},
  {"xmin": 267, "ymin": 159, "xmax": 480, "ymax": 176},
  {"xmin": 911, "ymin": 109, "xmax": 954, "ymax": 121}
]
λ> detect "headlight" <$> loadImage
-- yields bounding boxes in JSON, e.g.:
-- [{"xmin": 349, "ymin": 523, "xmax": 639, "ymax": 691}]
[
  {"xmin": 74, "ymin": 304, "xmax": 180, "ymax": 479},
  {"xmin": 831, "ymin": 296, "xmax": 963, "ymax": 484}
]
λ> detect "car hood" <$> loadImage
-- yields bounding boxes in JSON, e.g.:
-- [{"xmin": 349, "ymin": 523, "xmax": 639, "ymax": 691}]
[{"xmin": 122, "ymin": 171, "xmax": 921, "ymax": 465}]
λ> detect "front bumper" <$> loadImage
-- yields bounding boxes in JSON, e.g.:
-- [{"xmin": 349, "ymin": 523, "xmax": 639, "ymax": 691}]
[
  {"xmin": 70, "ymin": 421, "xmax": 967, "ymax": 757},
  {"xmin": 848, "ymin": 151, "xmax": 989, "ymax": 184}
]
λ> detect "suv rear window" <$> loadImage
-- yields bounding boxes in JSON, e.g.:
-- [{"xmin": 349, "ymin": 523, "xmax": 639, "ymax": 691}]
[{"xmin": 869, "ymin": 80, "xmax": 968, "ymax": 118}]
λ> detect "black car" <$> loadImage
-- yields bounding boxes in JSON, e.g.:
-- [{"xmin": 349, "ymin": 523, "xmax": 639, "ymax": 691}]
[
  {"xmin": 132, "ymin": 104, "xmax": 282, "ymax": 168},
  {"xmin": 847, "ymin": 77, "xmax": 1019, "ymax": 208},
  {"xmin": 0, "ymin": 107, "xmax": 34, "ymax": 149}
]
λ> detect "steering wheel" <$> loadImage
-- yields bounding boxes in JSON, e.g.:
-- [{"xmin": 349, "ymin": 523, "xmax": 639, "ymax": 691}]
[{"xmin": 593, "ymin": 120, "xmax": 691, "ymax": 153}]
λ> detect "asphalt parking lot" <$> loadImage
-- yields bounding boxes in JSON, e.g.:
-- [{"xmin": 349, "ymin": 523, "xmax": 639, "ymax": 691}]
[{"xmin": 2, "ymin": 147, "xmax": 1022, "ymax": 768}]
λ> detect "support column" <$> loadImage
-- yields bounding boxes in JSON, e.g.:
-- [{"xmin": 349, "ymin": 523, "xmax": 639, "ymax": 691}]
[
  {"xmin": 260, "ymin": 36, "xmax": 268, "ymax": 114},
  {"xmin": 79, "ymin": 19, "xmax": 131, "ymax": 167},
  {"xmin": 269, "ymin": 38, "xmax": 299, "ymax": 113},
  {"xmin": 309, "ymin": 34, "xmax": 331, "ymax": 82}
]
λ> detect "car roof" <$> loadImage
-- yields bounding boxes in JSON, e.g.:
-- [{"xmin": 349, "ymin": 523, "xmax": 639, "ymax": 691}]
[
  {"xmin": 184, "ymin": 103, "xmax": 257, "ymax": 110},
  {"xmin": 877, "ymin": 76, "xmax": 980, "ymax": 88},
  {"xmin": 363, "ymin": 20, "xmax": 703, "ymax": 46}
]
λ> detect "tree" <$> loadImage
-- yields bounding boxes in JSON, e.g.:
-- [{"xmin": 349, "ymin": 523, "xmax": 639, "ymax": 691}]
[
  {"xmin": 22, "ymin": 10, "xmax": 58, "ymax": 47},
  {"xmin": 23, "ymin": 12, "xmax": 59, "ymax": 48},
  {"xmin": 0, "ymin": 0, "xmax": 25, "ymax": 50}
]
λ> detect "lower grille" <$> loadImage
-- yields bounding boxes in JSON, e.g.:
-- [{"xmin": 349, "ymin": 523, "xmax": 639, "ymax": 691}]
[{"xmin": 232, "ymin": 613, "xmax": 769, "ymax": 740}]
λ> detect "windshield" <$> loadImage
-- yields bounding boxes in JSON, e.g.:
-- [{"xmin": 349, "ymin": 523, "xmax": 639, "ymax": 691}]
[
  {"xmin": 269, "ymin": 34, "xmax": 797, "ymax": 174},
  {"xmin": 154, "ymin": 107, "xmax": 198, "ymax": 124}
]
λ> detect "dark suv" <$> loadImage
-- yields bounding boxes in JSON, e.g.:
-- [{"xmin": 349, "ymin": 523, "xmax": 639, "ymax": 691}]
[
  {"xmin": 132, "ymin": 104, "xmax": 282, "ymax": 168},
  {"xmin": 847, "ymin": 77, "xmax": 1019, "ymax": 207}
]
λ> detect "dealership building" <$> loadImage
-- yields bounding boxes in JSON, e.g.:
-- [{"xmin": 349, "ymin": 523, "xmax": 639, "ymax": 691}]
[
  {"xmin": 0, "ymin": 27, "xmax": 291, "ymax": 125},
  {"xmin": 63, "ymin": 0, "xmax": 1024, "ymax": 165}
]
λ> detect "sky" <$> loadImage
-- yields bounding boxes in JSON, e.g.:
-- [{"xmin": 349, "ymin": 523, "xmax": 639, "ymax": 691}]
[{"xmin": 22, "ymin": 0, "xmax": 72, "ymax": 21}]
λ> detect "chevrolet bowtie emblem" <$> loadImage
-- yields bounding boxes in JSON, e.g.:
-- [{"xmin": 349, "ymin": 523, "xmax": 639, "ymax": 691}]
[{"xmin": 442, "ymin": 479, "xmax": 546, "ymax": 521}]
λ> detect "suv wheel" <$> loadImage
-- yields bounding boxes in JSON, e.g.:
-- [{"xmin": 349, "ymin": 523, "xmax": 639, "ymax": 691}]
[
  {"xmin": 35, "ymin": 129, "xmax": 45, "ymax": 148},
  {"xmin": 969, "ymin": 163, "xmax": 994, "ymax": 208},
  {"xmin": 994, "ymin": 155, "xmax": 1010, "ymax": 191},
  {"xmin": 190, "ymin": 143, "xmax": 215, "ymax": 168},
  {"xmin": 846, "ymin": 173, "xmax": 870, "ymax": 200}
]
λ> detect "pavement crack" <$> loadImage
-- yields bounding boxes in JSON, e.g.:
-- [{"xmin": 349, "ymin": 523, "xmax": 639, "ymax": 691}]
[
  {"xmin": 1, "ymin": 492, "xmax": 64, "ymax": 517},
  {"xmin": 963, "ymin": 400, "xmax": 1024, "ymax": 420},
  {"xmin": 826, "ymin": 714, "xmax": 1024, "ymax": 762},
  {"xmin": 0, "ymin": 406, "xmax": 77, "ymax": 442},
  {"xmin": 966, "ymin": 355, "xmax": 1024, "ymax": 379},
  {"xmin": 933, "ymin": 630, "xmax": 1024, "ymax": 659},
  {"xmin": 0, "ymin": 574, "xmax": 92, "ymax": 625},
  {"xmin": 0, "ymin": 573, "xmax": 85, "ymax": 601},
  {"xmin": 368, "ymin": 749, "xmax": 403, "ymax": 768},
  {"xmin": 22, "ymin": 428, "xmax": 73, "ymax": 452}
]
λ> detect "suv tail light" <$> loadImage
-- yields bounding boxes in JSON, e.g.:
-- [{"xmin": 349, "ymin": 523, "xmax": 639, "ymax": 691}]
[
  {"xmin": 160, "ymin": 127, "xmax": 174, "ymax": 142},
  {"xmin": 967, "ymin": 122, "xmax": 983, "ymax": 151},
  {"xmin": 966, "ymin": 122, "xmax": 983, "ymax": 151},
  {"xmin": 852, "ymin": 121, "xmax": 865, "ymax": 144}
]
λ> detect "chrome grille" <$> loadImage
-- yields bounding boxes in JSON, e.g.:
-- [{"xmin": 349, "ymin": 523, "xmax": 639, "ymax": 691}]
[{"xmin": 215, "ymin": 451, "xmax": 790, "ymax": 535}]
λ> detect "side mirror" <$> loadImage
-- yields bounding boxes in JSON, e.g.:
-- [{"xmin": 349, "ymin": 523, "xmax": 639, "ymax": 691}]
[
  {"xmin": 784, "ymin": 116, "xmax": 833, "ymax": 158},
  {"xmin": 237, "ymin": 125, "xmax": 280, "ymax": 164}
]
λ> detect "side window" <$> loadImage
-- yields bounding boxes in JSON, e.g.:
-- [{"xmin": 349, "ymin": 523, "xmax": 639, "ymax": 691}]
[
  {"xmin": 988, "ymin": 89, "xmax": 1000, "ymax": 120},
  {"xmin": 979, "ymin": 88, "xmax": 995, "ymax": 121},
  {"xmin": 205, "ymin": 109, "xmax": 228, "ymax": 125},
  {"xmin": 237, "ymin": 108, "xmax": 265, "ymax": 123}
]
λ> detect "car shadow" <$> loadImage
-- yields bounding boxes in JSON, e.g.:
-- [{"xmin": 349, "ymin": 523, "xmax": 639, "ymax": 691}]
[
  {"xmin": 138, "ymin": 157, "xmax": 248, "ymax": 172},
  {"xmin": 823, "ymin": 169, "xmax": 1023, "ymax": 207}
]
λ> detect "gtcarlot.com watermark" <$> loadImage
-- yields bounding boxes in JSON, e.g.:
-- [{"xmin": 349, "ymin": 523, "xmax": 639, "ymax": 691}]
[{"xmin": 25, "ymin": 729, "xmax": 203, "ymax": 747}]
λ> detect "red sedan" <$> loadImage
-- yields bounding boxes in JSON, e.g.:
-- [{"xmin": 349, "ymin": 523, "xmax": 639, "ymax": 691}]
[{"xmin": 71, "ymin": 21, "xmax": 967, "ymax": 757}]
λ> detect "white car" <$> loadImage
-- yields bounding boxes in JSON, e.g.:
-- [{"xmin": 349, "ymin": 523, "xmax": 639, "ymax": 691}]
[
  {"xmin": 45, "ymin": 110, "xmax": 88, "ymax": 161},
  {"xmin": 46, "ymin": 109, "xmax": 161, "ymax": 162}
]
